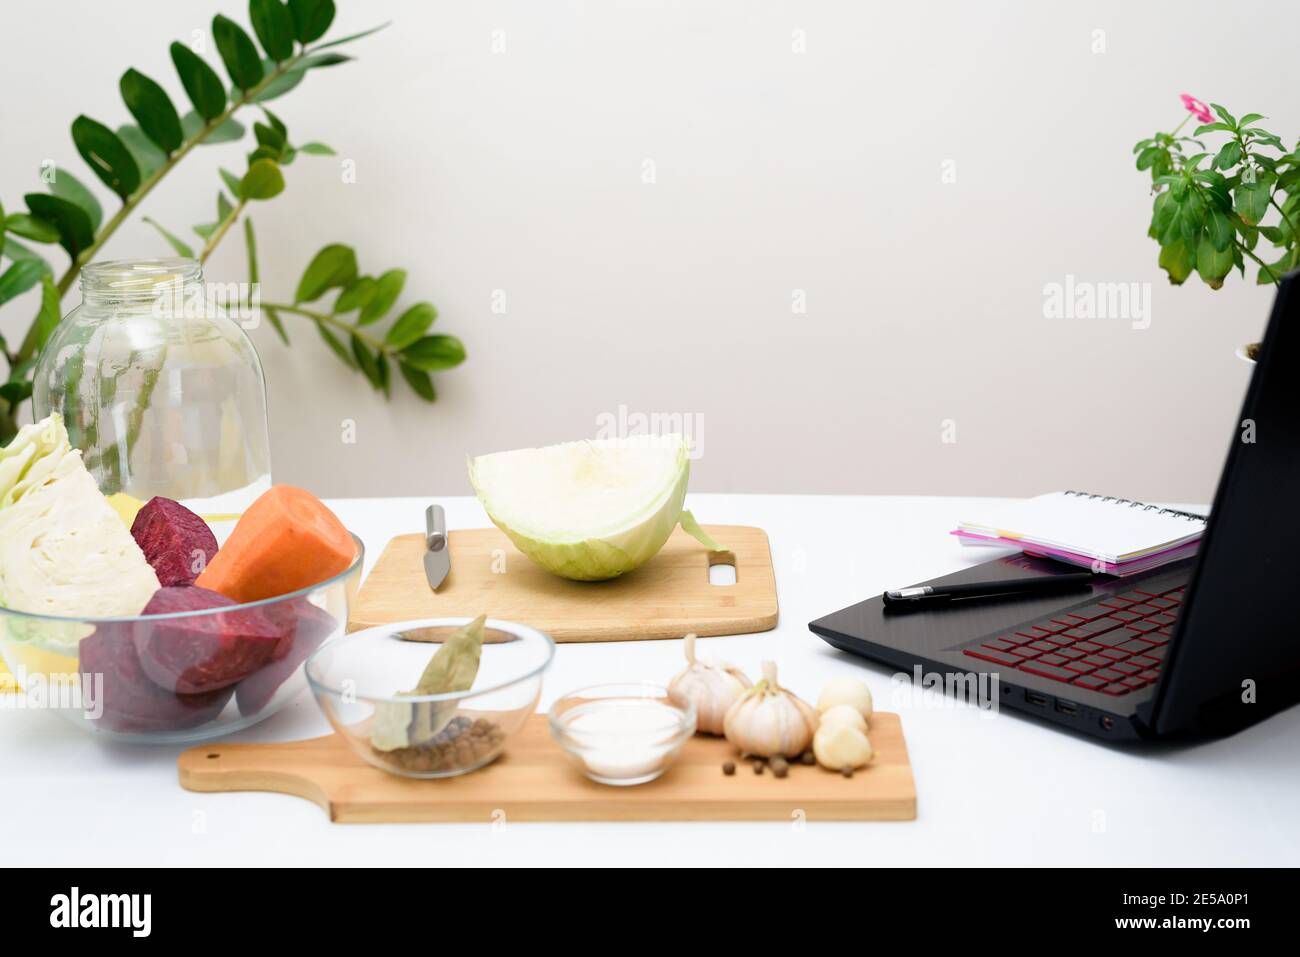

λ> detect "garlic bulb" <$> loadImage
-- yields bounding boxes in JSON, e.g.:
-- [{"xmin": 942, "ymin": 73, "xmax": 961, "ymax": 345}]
[
  {"xmin": 813, "ymin": 723, "xmax": 874, "ymax": 771},
  {"xmin": 817, "ymin": 676, "xmax": 873, "ymax": 723},
  {"xmin": 818, "ymin": 703, "xmax": 867, "ymax": 735},
  {"xmin": 667, "ymin": 633, "xmax": 751, "ymax": 735},
  {"xmin": 723, "ymin": 660, "xmax": 819, "ymax": 758}
]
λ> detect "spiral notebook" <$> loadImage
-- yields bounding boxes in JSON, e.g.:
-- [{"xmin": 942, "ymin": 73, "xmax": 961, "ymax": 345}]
[{"xmin": 952, "ymin": 491, "xmax": 1209, "ymax": 576}]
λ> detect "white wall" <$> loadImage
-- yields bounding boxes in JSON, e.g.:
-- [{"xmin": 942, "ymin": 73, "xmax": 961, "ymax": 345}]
[{"xmin": 3, "ymin": 0, "xmax": 1293, "ymax": 502}]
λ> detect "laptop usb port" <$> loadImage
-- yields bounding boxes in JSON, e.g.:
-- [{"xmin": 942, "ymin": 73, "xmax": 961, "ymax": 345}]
[
  {"xmin": 1024, "ymin": 691, "xmax": 1048, "ymax": 708},
  {"xmin": 1055, "ymin": 699, "xmax": 1079, "ymax": 717}
]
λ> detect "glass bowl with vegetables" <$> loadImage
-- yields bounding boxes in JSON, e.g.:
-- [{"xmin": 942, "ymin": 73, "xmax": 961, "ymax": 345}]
[
  {"xmin": 306, "ymin": 616, "xmax": 555, "ymax": 779},
  {"xmin": 0, "ymin": 415, "xmax": 364, "ymax": 744}
]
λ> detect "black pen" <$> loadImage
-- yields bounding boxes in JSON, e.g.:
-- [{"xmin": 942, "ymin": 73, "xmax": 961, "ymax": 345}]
[{"xmin": 882, "ymin": 572, "xmax": 1095, "ymax": 608}]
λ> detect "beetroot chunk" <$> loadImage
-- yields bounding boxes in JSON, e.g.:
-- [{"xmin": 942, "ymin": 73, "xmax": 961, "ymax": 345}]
[
  {"xmin": 81, "ymin": 622, "xmax": 232, "ymax": 733},
  {"xmin": 130, "ymin": 497, "xmax": 219, "ymax": 586},
  {"xmin": 133, "ymin": 586, "xmax": 288, "ymax": 695},
  {"xmin": 235, "ymin": 599, "xmax": 338, "ymax": 716}
]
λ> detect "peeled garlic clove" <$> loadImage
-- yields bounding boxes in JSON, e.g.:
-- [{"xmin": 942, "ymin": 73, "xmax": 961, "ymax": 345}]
[
  {"xmin": 722, "ymin": 660, "xmax": 818, "ymax": 758},
  {"xmin": 818, "ymin": 703, "xmax": 867, "ymax": 735},
  {"xmin": 668, "ymin": 633, "xmax": 751, "ymax": 735},
  {"xmin": 813, "ymin": 722, "xmax": 874, "ymax": 771},
  {"xmin": 817, "ymin": 675, "xmax": 873, "ymax": 722}
]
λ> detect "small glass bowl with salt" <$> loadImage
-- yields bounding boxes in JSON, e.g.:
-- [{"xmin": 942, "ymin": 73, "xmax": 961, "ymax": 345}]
[{"xmin": 548, "ymin": 683, "xmax": 695, "ymax": 786}]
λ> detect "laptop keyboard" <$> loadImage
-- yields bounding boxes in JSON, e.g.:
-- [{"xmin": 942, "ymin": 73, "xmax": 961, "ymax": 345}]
[{"xmin": 959, "ymin": 584, "xmax": 1185, "ymax": 696}]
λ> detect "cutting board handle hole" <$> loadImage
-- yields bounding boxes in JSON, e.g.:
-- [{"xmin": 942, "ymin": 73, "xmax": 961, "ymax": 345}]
[
  {"xmin": 206, "ymin": 753, "xmax": 221, "ymax": 760},
  {"xmin": 707, "ymin": 552, "xmax": 737, "ymax": 586}
]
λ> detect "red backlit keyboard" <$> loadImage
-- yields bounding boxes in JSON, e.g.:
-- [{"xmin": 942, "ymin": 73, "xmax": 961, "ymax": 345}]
[{"xmin": 960, "ymin": 586, "xmax": 1184, "ymax": 696}]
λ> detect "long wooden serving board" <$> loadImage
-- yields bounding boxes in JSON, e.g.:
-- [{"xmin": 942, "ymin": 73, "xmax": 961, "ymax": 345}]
[
  {"xmin": 348, "ymin": 525, "xmax": 778, "ymax": 641},
  {"xmin": 178, "ymin": 713, "xmax": 914, "ymax": 823}
]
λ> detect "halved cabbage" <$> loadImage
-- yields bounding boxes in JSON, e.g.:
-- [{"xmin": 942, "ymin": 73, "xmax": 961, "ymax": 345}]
[
  {"xmin": 468, "ymin": 434, "xmax": 722, "ymax": 581},
  {"xmin": 0, "ymin": 415, "xmax": 160, "ymax": 644}
]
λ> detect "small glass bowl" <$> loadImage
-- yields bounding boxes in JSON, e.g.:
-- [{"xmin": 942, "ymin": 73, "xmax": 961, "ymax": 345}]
[
  {"xmin": 306, "ymin": 618, "xmax": 555, "ymax": 779},
  {"xmin": 549, "ymin": 683, "xmax": 696, "ymax": 786}
]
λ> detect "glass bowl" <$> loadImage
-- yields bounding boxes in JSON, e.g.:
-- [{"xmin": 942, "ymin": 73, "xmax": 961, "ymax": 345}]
[
  {"xmin": 549, "ymin": 683, "xmax": 696, "ymax": 786},
  {"xmin": 305, "ymin": 617, "xmax": 555, "ymax": 779},
  {"xmin": 0, "ymin": 534, "xmax": 363, "ymax": 744}
]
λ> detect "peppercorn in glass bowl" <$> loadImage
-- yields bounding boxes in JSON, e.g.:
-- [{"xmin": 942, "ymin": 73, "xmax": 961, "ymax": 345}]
[{"xmin": 306, "ymin": 617, "xmax": 555, "ymax": 779}]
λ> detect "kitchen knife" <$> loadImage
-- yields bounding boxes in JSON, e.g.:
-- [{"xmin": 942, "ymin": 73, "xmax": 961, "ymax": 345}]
[{"xmin": 423, "ymin": 504, "xmax": 450, "ymax": 591}]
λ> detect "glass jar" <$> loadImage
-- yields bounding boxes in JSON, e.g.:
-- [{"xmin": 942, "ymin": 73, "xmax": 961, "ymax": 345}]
[{"xmin": 32, "ymin": 258, "xmax": 272, "ymax": 520}]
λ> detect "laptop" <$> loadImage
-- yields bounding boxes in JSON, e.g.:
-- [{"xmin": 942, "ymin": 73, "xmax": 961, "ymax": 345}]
[{"xmin": 809, "ymin": 272, "xmax": 1300, "ymax": 741}]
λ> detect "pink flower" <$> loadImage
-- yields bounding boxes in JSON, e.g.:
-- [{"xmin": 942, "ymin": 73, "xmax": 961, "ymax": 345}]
[{"xmin": 1181, "ymin": 94, "xmax": 1213, "ymax": 125}]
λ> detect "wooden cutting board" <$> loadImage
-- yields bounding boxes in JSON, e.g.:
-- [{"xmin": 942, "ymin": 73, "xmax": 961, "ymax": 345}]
[
  {"xmin": 178, "ymin": 712, "xmax": 914, "ymax": 822},
  {"xmin": 348, "ymin": 525, "xmax": 778, "ymax": 641}
]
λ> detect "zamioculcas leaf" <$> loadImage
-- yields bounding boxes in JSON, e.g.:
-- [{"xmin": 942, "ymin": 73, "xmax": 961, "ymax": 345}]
[
  {"xmin": 334, "ymin": 276, "xmax": 377, "ymax": 313},
  {"xmin": 315, "ymin": 321, "xmax": 355, "ymax": 368},
  {"xmin": 385, "ymin": 302, "xmax": 436, "ymax": 348},
  {"xmin": 249, "ymin": 51, "xmax": 351, "ymax": 102},
  {"xmin": 262, "ymin": 106, "xmax": 287, "ymax": 136},
  {"xmin": 360, "ymin": 267, "xmax": 405, "ymax": 323},
  {"xmin": 170, "ymin": 42, "xmax": 227, "ymax": 120},
  {"xmin": 219, "ymin": 167, "xmax": 243, "ymax": 196},
  {"xmin": 288, "ymin": 0, "xmax": 336, "ymax": 44},
  {"xmin": 244, "ymin": 217, "xmax": 288, "ymax": 344},
  {"xmin": 254, "ymin": 121, "xmax": 287, "ymax": 154},
  {"xmin": 295, "ymin": 243, "xmax": 357, "ymax": 302},
  {"xmin": 298, "ymin": 141, "xmax": 335, "ymax": 155},
  {"xmin": 29, "ymin": 276, "xmax": 62, "ymax": 356},
  {"xmin": 238, "ymin": 158, "xmax": 285, "ymax": 200},
  {"xmin": 311, "ymin": 20, "xmax": 390, "ymax": 51},
  {"xmin": 217, "ymin": 191, "xmax": 234, "ymax": 221},
  {"xmin": 24, "ymin": 193, "xmax": 94, "ymax": 258},
  {"xmin": 250, "ymin": 0, "xmax": 295, "ymax": 61},
  {"xmin": 3, "ymin": 237, "xmax": 53, "ymax": 276},
  {"xmin": 3, "ymin": 214, "xmax": 60, "ymax": 244},
  {"xmin": 376, "ymin": 351, "xmax": 391, "ymax": 397},
  {"xmin": 0, "ymin": 381, "xmax": 32, "ymax": 406},
  {"xmin": 399, "ymin": 362, "xmax": 436, "ymax": 402},
  {"xmin": 180, "ymin": 111, "xmax": 245, "ymax": 143},
  {"xmin": 71, "ymin": 115, "xmax": 140, "ymax": 199},
  {"xmin": 45, "ymin": 165, "xmax": 103, "ymax": 233},
  {"xmin": 213, "ymin": 15, "xmax": 265, "ymax": 91},
  {"xmin": 142, "ymin": 217, "xmax": 195, "ymax": 258},
  {"xmin": 117, "ymin": 124, "xmax": 167, "ymax": 179},
  {"xmin": 400, "ymin": 334, "xmax": 466, "ymax": 371},
  {"xmin": 351, "ymin": 335, "xmax": 382, "ymax": 388},
  {"xmin": 0, "ymin": 260, "xmax": 45, "ymax": 307},
  {"xmin": 119, "ymin": 68, "xmax": 183, "ymax": 154}
]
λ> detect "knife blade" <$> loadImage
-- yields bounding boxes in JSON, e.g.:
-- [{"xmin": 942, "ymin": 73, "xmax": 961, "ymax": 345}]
[{"xmin": 423, "ymin": 504, "xmax": 450, "ymax": 591}]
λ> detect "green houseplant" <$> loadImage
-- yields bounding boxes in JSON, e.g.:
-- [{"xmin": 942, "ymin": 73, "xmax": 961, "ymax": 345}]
[
  {"xmin": 1135, "ymin": 94, "xmax": 1299, "ymax": 296},
  {"xmin": 0, "ymin": 0, "xmax": 466, "ymax": 445}
]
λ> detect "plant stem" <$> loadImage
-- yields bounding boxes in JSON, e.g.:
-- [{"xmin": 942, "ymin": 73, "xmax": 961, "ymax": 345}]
[
  {"xmin": 1235, "ymin": 236, "xmax": 1282, "ymax": 284},
  {"xmin": 199, "ymin": 198, "xmax": 248, "ymax": 264},
  {"xmin": 259, "ymin": 301, "xmax": 391, "ymax": 353},
  {"xmin": 1268, "ymin": 197, "xmax": 1300, "ymax": 270},
  {"xmin": 14, "ymin": 54, "xmax": 305, "ymax": 367}
]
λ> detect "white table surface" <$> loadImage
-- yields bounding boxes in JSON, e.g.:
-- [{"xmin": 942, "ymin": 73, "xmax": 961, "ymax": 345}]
[{"xmin": 3, "ymin": 494, "xmax": 1297, "ymax": 867}]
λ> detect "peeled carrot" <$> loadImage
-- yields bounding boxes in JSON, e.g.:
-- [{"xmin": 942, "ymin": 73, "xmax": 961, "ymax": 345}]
[{"xmin": 196, "ymin": 485, "xmax": 355, "ymax": 603}]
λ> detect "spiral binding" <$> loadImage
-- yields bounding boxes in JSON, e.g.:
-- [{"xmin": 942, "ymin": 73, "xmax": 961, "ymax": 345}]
[{"xmin": 1063, "ymin": 490, "xmax": 1207, "ymax": 523}]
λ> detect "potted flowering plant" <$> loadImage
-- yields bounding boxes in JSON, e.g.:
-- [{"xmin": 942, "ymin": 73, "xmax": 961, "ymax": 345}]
[{"xmin": 1134, "ymin": 94, "xmax": 1300, "ymax": 360}]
